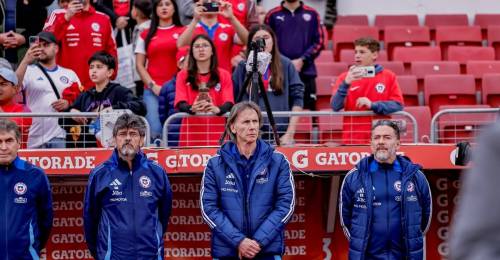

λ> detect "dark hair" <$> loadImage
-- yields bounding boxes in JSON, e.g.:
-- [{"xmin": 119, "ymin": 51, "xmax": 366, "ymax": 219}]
[
  {"xmin": 246, "ymin": 24, "xmax": 283, "ymax": 94},
  {"xmin": 354, "ymin": 37, "xmax": 380, "ymax": 53},
  {"xmin": 113, "ymin": 113, "xmax": 147, "ymax": 137},
  {"xmin": 226, "ymin": 101, "xmax": 263, "ymax": 141},
  {"xmin": 371, "ymin": 120, "xmax": 400, "ymax": 140},
  {"xmin": 186, "ymin": 34, "xmax": 220, "ymax": 90},
  {"xmin": 133, "ymin": 0, "xmax": 153, "ymax": 18},
  {"xmin": 145, "ymin": 0, "xmax": 182, "ymax": 51},
  {"xmin": 88, "ymin": 51, "xmax": 116, "ymax": 70},
  {"xmin": 0, "ymin": 119, "xmax": 21, "ymax": 142}
]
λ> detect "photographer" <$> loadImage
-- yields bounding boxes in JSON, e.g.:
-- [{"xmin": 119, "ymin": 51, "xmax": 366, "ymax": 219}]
[
  {"xmin": 232, "ymin": 25, "xmax": 304, "ymax": 145},
  {"xmin": 331, "ymin": 37, "xmax": 404, "ymax": 144},
  {"xmin": 174, "ymin": 35, "xmax": 234, "ymax": 146}
]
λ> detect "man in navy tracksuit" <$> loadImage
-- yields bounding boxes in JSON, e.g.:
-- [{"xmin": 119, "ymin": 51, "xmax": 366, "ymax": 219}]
[
  {"xmin": 200, "ymin": 101, "xmax": 295, "ymax": 259},
  {"xmin": 0, "ymin": 118, "xmax": 53, "ymax": 259},
  {"xmin": 83, "ymin": 113, "xmax": 172, "ymax": 259},
  {"xmin": 265, "ymin": 0, "xmax": 324, "ymax": 110},
  {"xmin": 340, "ymin": 120, "xmax": 432, "ymax": 260}
]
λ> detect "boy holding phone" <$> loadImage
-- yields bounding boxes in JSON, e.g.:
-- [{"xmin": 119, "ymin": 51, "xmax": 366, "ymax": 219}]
[{"xmin": 331, "ymin": 37, "xmax": 404, "ymax": 144}]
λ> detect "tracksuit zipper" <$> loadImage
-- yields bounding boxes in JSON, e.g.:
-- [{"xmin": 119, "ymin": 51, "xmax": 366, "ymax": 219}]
[
  {"xmin": 385, "ymin": 169, "xmax": 390, "ymax": 256},
  {"xmin": 3, "ymin": 172, "xmax": 9, "ymax": 260},
  {"xmin": 131, "ymin": 170, "xmax": 138, "ymax": 258}
]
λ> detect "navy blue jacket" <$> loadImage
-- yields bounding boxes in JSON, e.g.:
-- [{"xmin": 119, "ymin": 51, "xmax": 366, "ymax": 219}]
[
  {"xmin": 158, "ymin": 76, "xmax": 181, "ymax": 147},
  {"xmin": 84, "ymin": 150, "xmax": 172, "ymax": 260},
  {"xmin": 200, "ymin": 140, "xmax": 295, "ymax": 258},
  {"xmin": 0, "ymin": 157, "xmax": 53, "ymax": 259},
  {"xmin": 265, "ymin": 1, "xmax": 324, "ymax": 76},
  {"xmin": 340, "ymin": 155, "xmax": 432, "ymax": 260}
]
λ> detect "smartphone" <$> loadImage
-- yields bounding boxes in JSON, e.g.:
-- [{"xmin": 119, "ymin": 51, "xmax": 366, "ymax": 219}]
[
  {"xmin": 357, "ymin": 66, "xmax": 376, "ymax": 78},
  {"xmin": 202, "ymin": 1, "xmax": 219, "ymax": 12},
  {"xmin": 28, "ymin": 36, "xmax": 39, "ymax": 46}
]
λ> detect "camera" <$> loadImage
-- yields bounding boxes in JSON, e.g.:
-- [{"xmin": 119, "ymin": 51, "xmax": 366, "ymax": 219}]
[
  {"xmin": 202, "ymin": 1, "xmax": 219, "ymax": 12},
  {"xmin": 28, "ymin": 36, "xmax": 39, "ymax": 46},
  {"xmin": 356, "ymin": 66, "xmax": 376, "ymax": 78},
  {"xmin": 250, "ymin": 38, "xmax": 266, "ymax": 52}
]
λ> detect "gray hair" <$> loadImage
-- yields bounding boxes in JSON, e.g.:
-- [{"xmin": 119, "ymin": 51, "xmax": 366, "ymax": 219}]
[
  {"xmin": 371, "ymin": 119, "xmax": 401, "ymax": 140},
  {"xmin": 0, "ymin": 119, "xmax": 21, "ymax": 141},
  {"xmin": 226, "ymin": 101, "xmax": 262, "ymax": 141},
  {"xmin": 113, "ymin": 113, "xmax": 146, "ymax": 137}
]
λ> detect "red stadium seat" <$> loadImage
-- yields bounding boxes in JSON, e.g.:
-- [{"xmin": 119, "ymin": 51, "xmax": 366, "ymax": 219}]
[
  {"xmin": 339, "ymin": 49, "xmax": 388, "ymax": 65},
  {"xmin": 466, "ymin": 61, "xmax": 500, "ymax": 79},
  {"xmin": 318, "ymin": 112, "xmax": 344, "ymax": 144},
  {"xmin": 435, "ymin": 26, "xmax": 482, "ymax": 59},
  {"xmin": 384, "ymin": 26, "xmax": 431, "ymax": 60},
  {"xmin": 424, "ymin": 14, "xmax": 469, "ymax": 40},
  {"xmin": 374, "ymin": 15, "xmax": 419, "ymax": 40},
  {"xmin": 332, "ymin": 26, "xmax": 379, "ymax": 61},
  {"xmin": 424, "ymin": 75, "xmax": 477, "ymax": 115},
  {"xmin": 487, "ymin": 26, "xmax": 500, "ymax": 59},
  {"xmin": 294, "ymin": 110, "xmax": 313, "ymax": 143},
  {"xmin": 410, "ymin": 61, "xmax": 460, "ymax": 79},
  {"xmin": 482, "ymin": 73, "xmax": 500, "ymax": 107},
  {"xmin": 396, "ymin": 75, "xmax": 420, "ymax": 106},
  {"xmin": 402, "ymin": 106, "xmax": 432, "ymax": 143},
  {"xmin": 336, "ymin": 15, "xmax": 369, "ymax": 26},
  {"xmin": 316, "ymin": 50, "xmax": 334, "ymax": 63},
  {"xmin": 437, "ymin": 105, "xmax": 495, "ymax": 143},
  {"xmin": 316, "ymin": 62, "xmax": 348, "ymax": 77},
  {"xmin": 393, "ymin": 46, "xmax": 442, "ymax": 70},
  {"xmin": 474, "ymin": 14, "xmax": 500, "ymax": 39},
  {"xmin": 378, "ymin": 61, "xmax": 405, "ymax": 75},
  {"xmin": 316, "ymin": 76, "xmax": 336, "ymax": 110},
  {"xmin": 447, "ymin": 46, "xmax": 495, "ymax": 64}
]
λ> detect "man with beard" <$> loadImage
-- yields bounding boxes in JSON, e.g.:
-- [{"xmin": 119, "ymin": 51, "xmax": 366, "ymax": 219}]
[
  {"xmin": 339, "ymin": 120, "xmax": 432, "ymax": 260},
  {"xmin": 16, "ymin": 31, "xmax": 81, "ymax": 149},
  {"xmin": 83, "ymin": 113, "xmax": 173, "ymax": 259}
]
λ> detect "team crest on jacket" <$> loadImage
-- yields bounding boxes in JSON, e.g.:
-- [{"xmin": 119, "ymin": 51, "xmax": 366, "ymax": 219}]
[
  {"xmin": 139, "ymin": 176, "xmax": 151, "ymax": 188},
  {"xmin": 215, "ymin": 83, "xmax": 221, "ymax": 92},
  {"xmin": 393, "ymin": 180, "xmax": 402, "ymax": 192},
  {"xmin": 173, "ymin": 33, "xmax": 179, "ymax": 39},
  {"xmin": 14, "ymin": 182, "xmax": 27, "ymax": 195},
  {"xmin": 91, "ymin": 22, "xmax": 100, "ymax": 32},
  {"xmin": 303, "ymin": 13, "xmax": 312, "ymax": 22},
  {"xmin": 407, "ymin": 181, "xmax": 415, "ymax": 192},
  {"xmin": 256, "ymin": 168, "xmax": 268, "ymax": 184},
  {"xmin": 60, "ymin": 76, "xmax": 69, "ymax": 84},
  {"xmin": 375, "ymin": 83, "xmax": 385, "ymax": 93},
  {"xmin": 219, "ymin": 33, "xmax": 228, "ymax": 41},
  {"xmin": 237, "ymin": 3, "xmax": 245, "ymax": 11}
]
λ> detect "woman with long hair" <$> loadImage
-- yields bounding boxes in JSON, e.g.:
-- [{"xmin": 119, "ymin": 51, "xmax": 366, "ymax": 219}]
[
  {"xmin": 174, "ymin": 34, "xmax": 234, "ymax": 146},
  {"xmin": 135, "ymin": 0, "xmax": 184, "ymax": 143},
  {"xmin": 232, "ymin": 24, "xmax": 304, "ymax": 145}
]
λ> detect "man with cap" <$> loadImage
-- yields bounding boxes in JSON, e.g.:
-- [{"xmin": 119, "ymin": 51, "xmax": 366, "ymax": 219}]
[
  {"xmin": 16, "ymin": 31, "xmax": 82, "ymax": 149},
  {"xmin": 0, "ymin": 67, "xmax": 32, "ymax": 148}
]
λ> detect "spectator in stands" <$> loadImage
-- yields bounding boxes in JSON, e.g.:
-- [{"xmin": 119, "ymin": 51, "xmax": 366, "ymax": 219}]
[
  {"xmin": 174, "ymin": 34, "xmax": 234, "ymax": 146},
  {"xmin": 331, "ymin": 37, "xmax": 404, "ymax": 144},
  {"xmin": 158, "ymin": 46, "xmax": 189, "ymax": 147},
  {"xmin": 0, "ymin": 67, "xmax": 32, "ymax": 148},
  {"xmin": 68, "ymin": 51, "xmax": 146, "ymax": 147},
  {"xmin": 178, "ymin": 0, "xmax": 258, "ymax": 28},
  {"xmin": 340, "ymin": 120, "xmax": 432, "ymax": 260},
  {"xmin": 0, "ymin": 119, "xmax": 53, "ymax": 259},
  {"xmin": 256, "ymin": 4, "xmax": 266, "ymax": 25},
  {"xmin": 266, "ymin": 0, "xmax": 324, "ymax": 111},
  {"xmin": 16, "ymin": 31, "xmax": 82, "ymax": 149},
  {"xmin": 84, "ymin": 113, "xmax": 172, "ymax": 260},
  {"xmin": 177, "ymin": 0, "xmax": 249, "ymax": 72},
  {"xmin": 200, "ymin": 101, "xmax": 295, "ymax": 259},
  {"xmin": 130, "ymin": 0, "xmax": 152, "ymax": 97},
  {"xmin": 232, "ymin": 24, "xmax": 304, "ymax": 145},
  {"xmin": 135, "ymin": 0, "xmax": 184, "ymax": 144},
  {"xmin": 43, "ymin": 0, "xmax": 117, "ymax": 90},
  {"xmin": 92, "ymin": 0, "xmax": 131, "ymax": 31}
]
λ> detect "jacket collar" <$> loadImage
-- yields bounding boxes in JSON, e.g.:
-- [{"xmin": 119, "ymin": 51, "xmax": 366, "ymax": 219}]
[
  {"xmin": 111, "ymin": 149, "xmax": 148, "ymax": 172},
  {"xmin": 0, "ymin": 156, "xmax": 24, "ymax": 172}
]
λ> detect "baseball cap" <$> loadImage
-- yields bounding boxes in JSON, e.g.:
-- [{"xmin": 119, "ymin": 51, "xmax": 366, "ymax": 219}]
[
  {"xmin": 37, "ymin": 31, "xmax": 58, "ymax": 44},
  {"xmin": 0, "ymin": 58, "xmax": 13, "ymax": 70},
  {"xmin": 0, "ymin": 67, "xmax": 18, "ymax": 86}
]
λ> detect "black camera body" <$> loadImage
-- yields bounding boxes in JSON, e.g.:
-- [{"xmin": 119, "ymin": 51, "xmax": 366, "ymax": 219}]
[
  {"xmin": 202, "ymin": 1, "xmax": 219, "ymax": 12},
  {"xmin": 250, "ymin": 38, "xmax": 266, "ymax": 52}
]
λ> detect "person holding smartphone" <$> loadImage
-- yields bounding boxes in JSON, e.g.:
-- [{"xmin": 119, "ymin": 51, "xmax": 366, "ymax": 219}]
[{"xmin": 331, "ymin": 37, "xmax": 404, "ymax": 145}]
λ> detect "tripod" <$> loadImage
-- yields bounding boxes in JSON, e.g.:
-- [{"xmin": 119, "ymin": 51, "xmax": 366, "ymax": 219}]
[{"xmin": 220, "ymin": 40, "xmax": 280, "ymax": 145}]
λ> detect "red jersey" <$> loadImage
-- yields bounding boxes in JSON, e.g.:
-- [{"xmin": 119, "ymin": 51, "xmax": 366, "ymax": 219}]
[
  {"xmin": 193, "ymin": 23, "xmax": 236, "ymax": 72},
  {"xmin": 44, "ymin": 6, "xmax": 117, "ymax": 90},
  {"xmin": 174, "ymin": 68, "xmax": 234, "ymax": 146},
  {"xmin": 112, "ymin": 0, "xmax": 130, "ymax": 17},
  {"xmin": 333, "ymin": 69, "xmax": 404, "ymax": 144},
  {"xmin": 135, "ymin": 25, "xmax": 185, "ymax": 86},
  {"xmin": 1, "ymin": 103, "xmax": 32, "ymax": 149}
]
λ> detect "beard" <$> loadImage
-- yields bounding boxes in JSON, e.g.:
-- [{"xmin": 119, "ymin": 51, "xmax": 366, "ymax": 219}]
[
  {"xmin": 374, "ymin": 146, "xmax": 397, "ymax": 162},
  {"xmin": 119, "ymin": 143, "xmax": 137, "ymax": 160}
]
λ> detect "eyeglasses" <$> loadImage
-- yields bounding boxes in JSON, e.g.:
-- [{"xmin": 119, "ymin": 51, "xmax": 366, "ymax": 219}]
[{"xmin": 193, "ymin": 43, "xmax": 211, "ymax": 50}]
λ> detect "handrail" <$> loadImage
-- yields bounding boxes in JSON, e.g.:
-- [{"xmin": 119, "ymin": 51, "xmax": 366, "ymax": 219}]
[{"xmin": 430, "ymin": 108, "xmax": 500, "ymax": 143}]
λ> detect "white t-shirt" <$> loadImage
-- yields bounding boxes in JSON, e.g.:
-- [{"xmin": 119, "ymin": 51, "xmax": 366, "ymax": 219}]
[{"xmin": 22, "ymin": 64, "xmax": 81, "ymax": 148}]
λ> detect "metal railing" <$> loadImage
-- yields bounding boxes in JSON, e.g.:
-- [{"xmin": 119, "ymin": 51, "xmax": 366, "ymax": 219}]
[
  {"xmin": 430, "ymin": 108, "xmax": 500, "ymax": 143},
  {"xmin": 162, "ymin": 111, "xmax": 418, "ymax": 147}
]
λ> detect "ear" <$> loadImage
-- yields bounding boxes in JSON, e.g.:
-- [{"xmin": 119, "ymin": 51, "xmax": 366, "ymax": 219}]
[
  {"xmin": 371, "ymin": 51, "xmax": 378, "ymax": 61},
  {"xmin": 230, "ymin": 124, "xmax": 236, "ymax": 134},
  {"xmin": 107, "ymin": 68, "xmax": 114, "ymax": 78},
  {"xmin": 139, "ymin": 136, "xmax": 145, "ymax": 147}
]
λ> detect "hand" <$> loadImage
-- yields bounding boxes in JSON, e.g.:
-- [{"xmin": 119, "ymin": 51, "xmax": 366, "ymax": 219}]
[
  {"xmin": 152, "ymin": 84, "xmax": 162, "ymax": 96},
  {"xmin": 65, "ymin": 0, "xmax": 84, "ymax": 21},
  {"xmin": 2, "ymin": 31, "xmax": 25, "ymax": 49},
  {"xmin": 238, "ymin": 238, "xmax": 261, "ymax": 259},
  {"xmin": 22, "ymin": 43, "xmax": 43, "ymax": 63},
  {"xmin": 191, "ymin": 99, "xmax": 209, "ymax": 113},
  {"xmin": 291, "ymin": 58, "xmax": 304, "ymax": 72},
  {"xmin": 280, "ymin": 133, "xmax": 295, "ymax": 146},
  {"xmin": 345, "ymin": 65, "xmax": 364, "ymax": 84},
  {"xmin": 193, "ymin": 1, "xmax": 204, "ymax": 22},
  {"xmin": 219, "ymin": 0, "xmax": 234, "ymax": 19},
  {"xmin": 51, "ymin": 99, "xmax": 70, "ymax": 111},
  {"xmin": 205, "ymin": 103, "xmax": 221, "ymax": 115},
  {"xmin": 115, "ymin": 16, "xmax": 129, "ymax": 30},
  {"xmin": 355, "ymin": 97, "xmax": 372, "ymax": 110},
  {"xmin": 70, "ymin": 109, "xmax": 88, "ymax": 125}
]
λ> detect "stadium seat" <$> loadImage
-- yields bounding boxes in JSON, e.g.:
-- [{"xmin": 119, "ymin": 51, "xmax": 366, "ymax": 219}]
[
  {"xmin": 424, "ymin": 14, "xmax": 469, "ymax": 40},
  {"xmin": 318, "ymin": 111, "xmax": 344, "ymax": 144},
  {"xmin": 435, "ymin": 26, "xmax": 483, "ymax": 59},
  {"xmin": 316, "ymin": 76, "xmax": 336, "ymax": 110},
  {"xmin": 402, "ymin": 106, "xmax": 432, "ymax": 143},
  {"xmin": 294, "ymin": 110, "xmax": 313, "ymax": 143},
  {"xmin": 374, "ymin": 14, "xmax": 419, "ymax": 39},
  {"xmin": 332, "ymin": 26, "xmax": 379, "ymax": 61},
  {"xmin": 316, "ymin": 62, "xmax": 348, "ymax": 77},
  {"xmin": 339, "ymin": 49, "xmax": 388, "ymax": 64},
  {"xmin": 396, "ymin": 75, "xmax": 420, "ymax": 106},
  {"xmin": 378, "ymin": 61, "xmax": 405, "ymax": 75},
  {"xmin": 482, "ymin": 73, "xmax": 500, "ymax": 107},
  {"xmin": 336, "ymin": 15, "xmax": 369, "ymax": 26},
  {"xmin": 448, "ymin": 46, "xmax": 495, "ymax": 64},
  {"xmin": 436, "ymin": 105, "xmax": 495, "ymax": 143},
  {"xmin": 487, "ymin": 26, "xmax": 500, "ymax": 59},
  {"xmin": 393, "ymin": 46, "xmax": 442, "ymax": 70},
  {"xmin": 424, "ymin": 74, "xmax": 477, "ymax": 115},
  {"xmin": 411, "ymin": 61, "xmax": 461, "ymax": 79},
  {"xmin": 474, "ymin": 14, "xmax": 500, "ymax": 39},
  {"xmin": 317, "ymin": 50, "xmax": 334, "ymax": 63},
  {"xmin": 466, "ymin": 61, "xmax": 500, "ymax": 79},
  {"xmin": 384, "ymin": 26, "xmax": 431, "ymax": 60}
]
